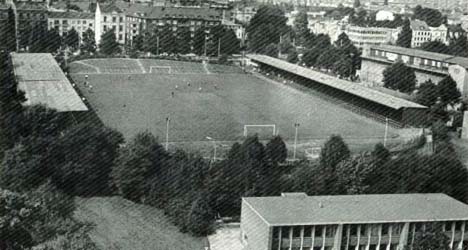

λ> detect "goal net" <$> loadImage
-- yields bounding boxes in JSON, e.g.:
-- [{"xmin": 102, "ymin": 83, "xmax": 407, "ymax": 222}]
[
  {"xmin": 243, "ymin": 124, "xmax": 277, "ymax": 139},
  {"xmin": 149, "ymin": 66, "xmax": 172, "ymax": 74}
]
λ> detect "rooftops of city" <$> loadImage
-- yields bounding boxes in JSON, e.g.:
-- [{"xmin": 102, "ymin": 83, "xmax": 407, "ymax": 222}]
[
  {"xmin": 11, "ymin": 53, "xmax": 88, "ymax": 112},
  {"xmin": 410, "ymin": 19, "xmax": 430, "ymax": 31},
  {"xmin": 243, "ymin": 193, "xmax": 468, "ymax": 226},
  {"xmin": 48, "ymin": 11, "xmax": 94, "ymax": 19},
  {"xmin": 15, "ymin": 2, "xmax": 48, "ymax": 11},
  {"xmin": 146, "ymin": 6, "xmax": 221, "ymax": 20}
]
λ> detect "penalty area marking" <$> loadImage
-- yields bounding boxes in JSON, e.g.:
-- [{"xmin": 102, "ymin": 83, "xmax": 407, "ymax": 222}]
[{"xmin": 243, "ymin": 124, "xmax": 277, "ymax": 137}]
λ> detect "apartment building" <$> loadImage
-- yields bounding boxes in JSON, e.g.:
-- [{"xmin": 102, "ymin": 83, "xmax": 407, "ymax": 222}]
[
  {"xmin": 14, "ymin": 2, "xmax": 48, "ymax": 49},
  {"xmin": 241, "ymin": 193, "xmax": 468, "ymax": 250},
  {"xmin": 410, "ymin": 19, "xmax": 448, "ymax": 48},
  {"xmin": 345, "ymin": 25, "xmax": 400, "ymax": 48},
  {"xmin": 94, "ymin": 3, "xmax": 127, "ymax": 45},
  {"xmin": 230, "ymin": 6, "xmax": 256, "ymax": 24},
  {"xmin": 48, "ymin": 11, "xmax": 94, "ymax": 39},
  {"xmin": 360, "ymin": 44, "xmax": 468, "ymax": 96}
]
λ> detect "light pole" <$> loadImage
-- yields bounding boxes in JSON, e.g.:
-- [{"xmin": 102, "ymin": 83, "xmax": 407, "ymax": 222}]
[
  {"xmin": 293, "ymin": 123, "xmax": 300, "ymax": 161},
  {"xmin": 165, "ymin": 117, "xmax": 170, "ymax": 151},
  {"xmin": 384, "ymin": 117, "xmax": 389, "ymax": 147},
  {"xmin": 206, "ymin": 136, "xmax": 217, "ymax": 162}
]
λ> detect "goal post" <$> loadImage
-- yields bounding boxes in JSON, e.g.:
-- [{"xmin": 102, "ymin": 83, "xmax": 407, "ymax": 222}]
[
  {"xmin": 243, "ymin": 124, "xmax": 277, "ymax": 137},
  {"xmin": 149, "ymin": 66, "xmax": 172, "ymax": 74}
]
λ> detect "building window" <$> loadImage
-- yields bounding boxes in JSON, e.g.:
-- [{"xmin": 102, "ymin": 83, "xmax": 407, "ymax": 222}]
[
  {"xmin": 119, "ymin": 16, "xmax": 123, "ymax": 22},
  {"xmin": 315, "ymin": 225, "xmax": 323, "ymax": 237},
  {"xmin": 326, "ymin": 225, "xmax": 335, "ymax": 237},
  {"xmin": 293, "ymin": 226, "xmax": 301, "ymax": 238},
  {"xmin": 118, "ymin": 34, "xmax": 123, "ymax": 40},
  {"xmin": 119, "ymin": 25, "xmax": 123, "ymax": 31},
  {"xmin": 103, "ymin": 25, "xmax": 107, "ymax": 31},
  {"xmin": 382, "ymin": 224, "xmax": 389, "ymax": 235},
  {"xmin": 103, "ymin": 16, "xmax": 107, "ymax": 22},
  {"xmin": 455, "ymin": 222, "xmax": 463, "ymax": 232},
  {"xmin": 282, "ymin": 226, "xmax": 290, "ymax": 239},
  {"xmin": 83, "ymin": 20, "xmax": 86, "ymax": 24},
  {"xmin": 350, "ymin": 225, "xmax": 358, "ymax": 236},
  {"xmin": 112, "ymin": 16, "xmax": 117, "ymax": 23},
  {"xmin": 304, "ymin": 226, "xmax": 312, "ymax": 237},
  {"xmin": 273, "ymin": 227, "xmax": 281, "ymax": 239}
]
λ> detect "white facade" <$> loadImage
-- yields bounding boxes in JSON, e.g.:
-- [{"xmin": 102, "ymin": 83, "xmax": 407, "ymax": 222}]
[
  {"xmin": 345, "ymin": 25, "xmax": 400, "ymax": 48},
  {"xmin": 429, "ymin": 24, "xmax": 449, "ymax": 44},
  {"xmin": 308, "ymin": 19, "xmax": 345, "ymax": 42},
  {"xmin": 410, "ymin": 20, "xmax": 447, "ymax": 48},
  {"xmin": 94, "ymin": 3, "xmax": 127, "ymax": 46}
]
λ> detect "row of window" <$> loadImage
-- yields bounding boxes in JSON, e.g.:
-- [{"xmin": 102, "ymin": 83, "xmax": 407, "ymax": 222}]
[
  {"xmin": 348, "ymin": 29, "xmax": 389, "ymax": 35},
  {"xmin": 103, "ymin": 15, "xmax": 124, "ymax": 23}
]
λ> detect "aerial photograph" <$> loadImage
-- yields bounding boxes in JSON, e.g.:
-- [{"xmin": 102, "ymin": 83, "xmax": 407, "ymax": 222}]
[{"xmin": 1, "ymin": 0, "xmax": 468, "ymax": 249}]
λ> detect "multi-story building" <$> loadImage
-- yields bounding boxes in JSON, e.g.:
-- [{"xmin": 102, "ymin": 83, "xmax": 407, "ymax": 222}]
[
  {"xmin": 125, "ymin": 6, "xmax": 222, "ymax": 45},
  {"xmin": 94, "ymin": 3, "xmax": 127, "ymax": 45},
  {"xmin": 345, "ymin": 25, "xmax": 401, "ymax": 48},
  {"xmin": 15, "ymin": 2, "xmax": 48, "ymax": 49},
  {"xmin": 230, "ymin": 6, "xmax": 256, "ymax": 24},
  {"xmin": 241, "ymin": 193, "xmax": 468, "ymax": 250},
  {"xmin": 308, "ymin": 19, "xmax": 346, "ymax": 43},
  {"xmin": 410, "ymin": 19, "xmax": 448, "ymax": 48},
  {"xmin": 360, "ymin": 44, "xmax": 468, "ymax": 96},
  {"xmin": 48, "ymin": 11, "xmax": 94, "ymax": 40}
]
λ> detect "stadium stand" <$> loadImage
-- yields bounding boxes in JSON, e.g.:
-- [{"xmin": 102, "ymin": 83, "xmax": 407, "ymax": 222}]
[
  {"xmin": 11, "ymin": 53, "xmax": 88, "ymax": 112},
  {"xmin": 248, "ymin": 54, "xmax": 428, "ymax": 127}
]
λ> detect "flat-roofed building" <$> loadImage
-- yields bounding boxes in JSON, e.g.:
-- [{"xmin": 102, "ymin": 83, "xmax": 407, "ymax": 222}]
[
  {"xmin": 360, "ymin": 45, "xmax": 468, "ymax": 97},
  {"xmin": 241, "ymin": 193, "xmax": 468, "ymax": 250},
  {"xmin": 11, "ymin": 53, "xmax": 88, "ymax": 112},
  {"xmin": 48, "ymin": 11, "xmax": 95, "ymax": 41},
  {"xmin": 345, "ymin": 25, "xmax": 400, "ymax": 48}
]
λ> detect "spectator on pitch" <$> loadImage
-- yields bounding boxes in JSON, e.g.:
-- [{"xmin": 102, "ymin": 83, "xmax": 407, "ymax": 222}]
[
  {"xmin": 85, "ymin": 74, "xmax": 88, "ymax": 80},
  {"xmin": 171, "ymin": 92, "xmax": 175, "ymax": 97}
]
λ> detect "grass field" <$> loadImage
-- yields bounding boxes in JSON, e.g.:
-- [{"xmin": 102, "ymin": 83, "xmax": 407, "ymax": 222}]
[
  {"xmin": 74, "ymin": 197, "xmax": 206, "ymax": 250},
  {"xmin": 70, "ymin": 58, "xmax": 409, "ymax": 155}
]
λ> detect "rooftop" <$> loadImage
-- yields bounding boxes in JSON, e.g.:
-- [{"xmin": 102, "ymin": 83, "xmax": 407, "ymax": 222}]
[
  {"xmin": 145, "ymin": 6, "xmax": 221, "ymax": 20},
  {"xmin": 247, "ymin": 54, "xmax": 426, "ymax": 110},
  {"xmin": 11, "ymin": 53, "xmax": 88, "ymax": 112},
  {"xmin": 48, "ymin": 11, "xmax": 94, "ymax": 19},
  {"xmin": 243, "ymin": 193, "xmax": 468, "ymax": 226},
  {"xmin": 410, "ymin": 19, "xmax": 430, "ymax": 31},
  {"xmin": 369, "ymin": 44, "xmax": 468, "ymax": 68},
  {"xmin": 15, "ymin": 2, "xmax": 48, "ymax": 11}
]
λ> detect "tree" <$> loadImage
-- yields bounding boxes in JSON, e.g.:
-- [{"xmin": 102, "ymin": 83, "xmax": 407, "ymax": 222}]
[
  {"xmin": 113, "ymin": 132, "xmax": 168, "ymax": 202},
  {"xmin": 371, "ymin": 143, "xmax": 390, "ymax": 168},
  {"xmin": 412, "ymin": 223, "xmax": 450, "ymax": 250},
  {"xmin": 287, "ymin": 50, "xmax": 298, "ymax": 63},
  {"xmin": 175, "ymin": 28, "xmax": 193, "ymax": 55},
  {"xmin": 320, "ymin": 135, "xmax": 350, "ymax": 170},
  {"xmin": 419, "ymin": 40, "xmax": 450, "ymax": 54},
  {"xmin": 193, "ymin": 28, "xmax": 207, "ymax": 56},
  {"xmin": 449, "ymin": 36, "xmax": 468, "ymax": 57},
  {"xmin": 264, "ymin": 43, "xmax": 278, "ymax": 58},
  {"xmin": 437, "ymin": 76, "xmax": 461, "ymax": 106},
  {"xmin": 99, "ymin": 28, "xmax": 121, "ymax": 55},
  {"xmin": 332, "ymin": 55, "xmax": 353, "ymax": 78},
  {"xmin": 29, "ymin": 23, "xmax": 49, "ymax": 53},
  {"xmin": 302, "ymin": 47, "xmax": 321, "ymax": 67},
  {"xmin": 247, "ymin": 5, "xmax": 288, "ymax": 52},
  {"xmin": 65, "ymin": 28, "xmax": 80, "ymax": 51},
  {"xmin": 265, "ymin": 136, "xmax": 287, "ymax": 164},
  {"xmin": 353, "ymin": 0, "xmax": 361, "ymax": 8},
  {"xmin": 0, "ymin": 51, "xmax": 26, "ymax": 156},
  {"xmin": 293, "ymin": 10, "xmax": 309, "ymax": 47},
  {"xmin": 431, "ymin": 120, "xmax": 450, "ymax": 143},
  {"xmin": 383, "ymin": 61, "xmax": 416, "ymax": 93},
  {"xmin": 416, "ymin": 79, "xmax": 438, "ymax": 107},
  {"xmin": 4, "ymin": 7, "xmax": 16, "ymax": 51},
  {"xmin": 131, "ymin": 34, "xmax": 144, "ymax": 52},
  {"xmin": 396, "ymin": 18, "xmax": 412, "ymax": 48},
  {"xmin": 186, "ymin": 195, "xmax": 215, "ymax": 236},
  {"xmin": 335, "ymin": 154, "xmax": 373, "ymax": 194},
  {"xmin": 219, "ymin": 28, "xmax": 240, "ymax": 55},
  {"xmin": 47, "ymin": 28, "xmax": 63, "ymax": 53},
  {"xmin": 316, "ymin": 46, "xmax": 343, "ymax": 70},
  {"xmin": 53, "ymin": 122, "xmax": 124, "ymax": 196},
  {"xmin": 81, "ymin": 28, "xmax": 96, "ymax": 54},
  {"xmin": 413, "ymin": 6, "xmax": 444, "ymax": 27}
]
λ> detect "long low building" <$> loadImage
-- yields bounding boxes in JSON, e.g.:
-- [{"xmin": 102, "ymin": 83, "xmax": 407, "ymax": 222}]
[
  {"xmin": 11, "ymin": 53, "xmax": 88, "ymax": 112},
  {"xmin": 241, "ymin": 193, "xmax": 468, "ymax": 250},
  {"xmin": 360, "ymin": 45, "xmax": 468, "ymax": 97},
  {"xmin": 248, "ymin": 54, "xmax": 428, "ymax": 127}
]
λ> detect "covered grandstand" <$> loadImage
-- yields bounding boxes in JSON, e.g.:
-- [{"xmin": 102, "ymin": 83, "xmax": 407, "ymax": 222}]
[
  {"xmin": 11, "ymin": 53, "xmax": 88, "ymax": 112},
  {"xmin": 248, "ymin": 54, "xmax": 428, "ymax": 127}
]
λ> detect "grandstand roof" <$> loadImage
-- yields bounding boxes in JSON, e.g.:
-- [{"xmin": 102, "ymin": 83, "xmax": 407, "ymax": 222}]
[
  {"xmin": 11, "ymin": 53, "xmax": 88, "ymax": 112},
  {"xmin": 370, "ymin": 44, "xmax": 455, "ymax": 62},
  {"xmin": 248, "ymin": 54, "xmax": 426, "ymax": 110}
]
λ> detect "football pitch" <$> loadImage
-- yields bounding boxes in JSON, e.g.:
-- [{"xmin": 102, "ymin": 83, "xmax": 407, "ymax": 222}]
[{"xmin": 70, "ymin": 59, "xmax": 400, "ymax": 146}]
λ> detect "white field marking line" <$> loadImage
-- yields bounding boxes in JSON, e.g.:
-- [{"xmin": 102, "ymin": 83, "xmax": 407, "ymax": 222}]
[
  {"xmin": 72, "ymin": 61, "xmax": 101, "ymax": 73},
  {"xmin": 71, "ymin": 72, "xmax": 234, "ymax": 75},
  {"xmin": 203, "ymin": 61, "xmax": 212, "ymax": 74},
  {"xmin": 149, "ymin": 66, "xmax": 172, "ymax": 74},
  {"xmin": 136, "ymin": 59, "xmax": 147, "ymax": 73}
]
